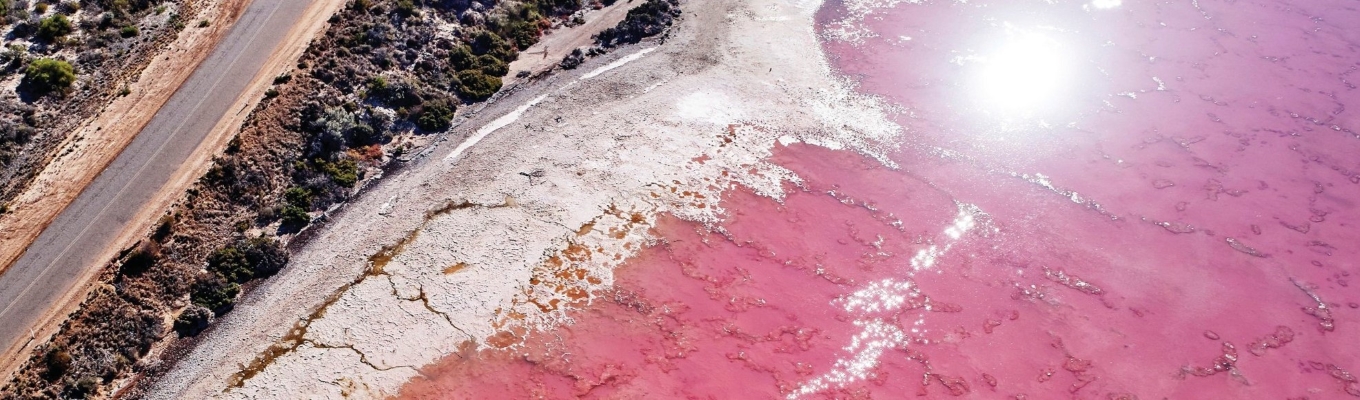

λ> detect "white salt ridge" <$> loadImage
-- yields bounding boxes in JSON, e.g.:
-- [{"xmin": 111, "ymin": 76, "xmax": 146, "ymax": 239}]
[
  {"xmin": 444, "ymin": 94, "xmax": 548, "ymax": 163},
  {"xmin": 580, "ymin": 47, "xmax": 657, "ymax": 80}
]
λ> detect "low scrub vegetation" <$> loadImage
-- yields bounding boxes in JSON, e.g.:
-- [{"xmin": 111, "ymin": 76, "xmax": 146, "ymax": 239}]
[
  {"xmin": 595, "ymin": 0, "xmax": 680, "ymax": 47},
  {"xmin": 20, "ymin": 58, "xmax": 76, "ymax": 96}
]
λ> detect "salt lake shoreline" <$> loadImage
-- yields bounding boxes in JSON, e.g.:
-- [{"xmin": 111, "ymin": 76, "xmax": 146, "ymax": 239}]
[{"xmin": 144, "ymin": 0, "xmax": 903, "ymax": 397}]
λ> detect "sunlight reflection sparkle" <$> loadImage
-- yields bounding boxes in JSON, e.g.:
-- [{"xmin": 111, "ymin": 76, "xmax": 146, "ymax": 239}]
[{"xmin": 972, "ymin": 28, "xmax": 1074, "ymax": 119}]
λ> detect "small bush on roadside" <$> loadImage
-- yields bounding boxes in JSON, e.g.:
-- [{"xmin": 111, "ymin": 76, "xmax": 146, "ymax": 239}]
[
  {"xmin": 119, "ymin": 242, "xmax": 159, "ymax": 277},
  {"xmin": 415, "ymin": 98, "xmax": 455, "ymax": 131},
  {"xmin": 42, "ymin": 348, "xmax": 72, "ymax": 381},
  {"xmin": 208, "ymin": 237, "xmax": 290, "ymax": 283},
  {"xmin": 319, "ymin": 158, "xmax": 359, "ymax": 187},
  {"xmin": 189, "ymin": 274, "xmax": 240, "ymax": 313},
  {"xmin": 455, "ymin": 69, "xmax": 501, "ymax": 101},
  {"xmin": 595, "ymin": 0, "xmax": 679, "ymax": 47},
  {"xmin": 173, "ymin": 304, "xmax": 214, "ymax": 336},
  {"xmin": 71, "ymin": 375, "xmax": 98, "ymax": 398},
  {"xmin": 36, "ymin": 14, "xmax": 71, "ymax": 41},
  {"xmin": 207, "ymin": 245, "xmax": 251, "ymax": 283},
  {"xmin": 20, "ymin": 58, "xmax": 75, "ymax": 96},
  {"xmin": 280, "ymin": 204, "xmax": 311, "ymax": 228},
  {"xmin": 475, "ymin": 54, "xmax": 508, "ymax": 76},
  {"xmin": 284, "ymin": 187, "xmax": 312, "ymax": 209}
]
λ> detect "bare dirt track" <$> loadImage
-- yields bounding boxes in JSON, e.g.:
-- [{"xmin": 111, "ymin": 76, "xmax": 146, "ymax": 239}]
[
  {"xmin": 503, "ymin": 0, "xmax": 644, "ymax": 86},
  {"xmin": 0, "ymin": 0, "xmax": 348, "ymax": 382}
]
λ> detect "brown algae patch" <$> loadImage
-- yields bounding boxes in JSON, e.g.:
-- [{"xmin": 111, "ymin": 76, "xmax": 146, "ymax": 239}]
[
  {"xmin": 443, "ymin": 263, "xmax": 468, "ymax": 275},
  {"xmin": 490, "ymin": 205, "xmax": 652, "ymax": 344}
]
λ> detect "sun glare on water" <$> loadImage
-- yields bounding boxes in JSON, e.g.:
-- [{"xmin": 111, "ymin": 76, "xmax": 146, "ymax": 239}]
[
  {"xmin": 1091, "ymin": 0, "xmax": 1122, "ymax": 9},
  {"xmin": 971, "ymin": 28, "xmax": 1075, "ymax": 121}
]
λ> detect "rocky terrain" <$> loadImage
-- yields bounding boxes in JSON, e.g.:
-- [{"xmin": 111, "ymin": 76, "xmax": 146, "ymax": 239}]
[{"xmin": 0, "ymin": 0, "xmax": 688, "ymax": 398}]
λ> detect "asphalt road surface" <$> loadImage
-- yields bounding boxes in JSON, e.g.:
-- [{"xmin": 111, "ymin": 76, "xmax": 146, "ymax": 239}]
[{"xmin": 0, "ymin": 0, "xmax": 315, "ymax": 365}]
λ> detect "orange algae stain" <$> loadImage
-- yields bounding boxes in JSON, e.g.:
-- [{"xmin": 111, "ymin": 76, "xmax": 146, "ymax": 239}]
[
  {"xmin": 565, "ymin": 287, "xmax": 589, "ymax": 301},
  {"xmin": 562, "ymin": 243, "xmax": 593, "ymax": 261},
  {"xmin": 576, "ymin": 220, "xmax": 596, "ymax": 236},
  {"xmin": 486, "ymin": 330, "xmax": 520, "ymax": 349},
  {"xmin": 443, "ymin": 262, "xmax": 468, "ymax": 275}
]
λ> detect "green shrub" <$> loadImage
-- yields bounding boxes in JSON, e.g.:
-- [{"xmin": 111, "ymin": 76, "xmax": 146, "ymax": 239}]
[
  {"xmin": 320, "ymin": 158, "xmax": 358, "ymax": 187},
  {"xmin": 1, "ymin": 44, "xmax": 25, "ymax": 66},
  {"xmin": 367, "ymin": 78, "xmax": 421, "ymax": 108},
  {"xmin": 475, "ymin": 54, "xmax": 508, "ymax": 76},
  {"xmin": 284, "ymin": 187, "xmax": 312, "ymax": 209},
  {"xmin": 72, "ymin": 375, "xmax": 99, "ymax": 398},
  {"xmin": 366, "ymin": 75, "xmax": 387, "ymax": 94},
  {"xmin": 37, "ymin": 14, "xmax": 72, "ymax": 41},
  {"xmin": 173, "ymin": 304, "xmax": 214, "ymax": 336},
  {"xmin": 469, "ymin": 30, "xmax": 516, "ymax": 61},
  {"xmin": 280, "ymin": 204, "xmax": 311, "ymax": 227},
  {"xmin": 242, "ymin": 237, "xmax": 289, "ymax": 277},
  {"xmin": 120, "ymin": 25, "xmax": 138, "ymax": 37},
  {"xmin": 207, "ymin": 244, "xmax": 251, "ymax": 283},
  {"xmin": 456, "ymin": 69, "xmax": 501, "ymax": 101},
  {"xmin": 190, "ymin": 275, "xmax": 240, "ymax": 312},
  {"xmin": 394, "ymin": 0, "xmax": 418, "ymax": 17},
  {"xmin": 502, "ymin": 19, "xmax": 541, "ymax": 50},
  {"xmin": 449, "ymin": 46, "xmax": 476, "ymax": 70},
  {"xmin": 205, "ymin": 237, "xmax": 289, "ymax": 283},
  {"xmin": 34, "ymin": 2, "xmax": 48, "ymax": 14},
  {"xmin": 415, "ymin": 98, "xmax": 455, "ymax": 131},
  {"xmin": 21, "ymin": 58, "xmax": 76, "ymax": 96},
  {"xmin": 153, "ymin": 214, "xmax": 175, "ymax": 240}
]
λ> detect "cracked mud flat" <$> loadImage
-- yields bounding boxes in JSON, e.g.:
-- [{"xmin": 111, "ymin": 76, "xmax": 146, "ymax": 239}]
[{"xmin": 143, "ymin": 0, "xmax": 902, "ymax": 396}]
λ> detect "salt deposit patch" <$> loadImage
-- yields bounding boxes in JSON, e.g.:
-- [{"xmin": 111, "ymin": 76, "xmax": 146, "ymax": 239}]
[
  {"xmin": 674, "ymin": 91, "xmax": 746, "ymax": 125},
  {"xmin": 581, "ymin": 47, "xmax": 657, "ymax": 80}
]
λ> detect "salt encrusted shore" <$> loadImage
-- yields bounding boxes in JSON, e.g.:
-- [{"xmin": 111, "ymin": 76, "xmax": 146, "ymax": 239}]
[{"xmin": 145, "ymin": 0, "xmax": 901, "ymax": 397}]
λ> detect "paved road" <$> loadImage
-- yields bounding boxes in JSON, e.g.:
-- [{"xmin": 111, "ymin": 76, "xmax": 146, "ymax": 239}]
[{"xmin": 0, "ymin": 0, "xmax": 315, "ymax": 367}]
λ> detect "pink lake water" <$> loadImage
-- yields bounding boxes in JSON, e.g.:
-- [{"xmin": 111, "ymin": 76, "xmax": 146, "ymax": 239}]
[{"xmin": 399, "ymin": 0, "xmax": 1360, "ymax": 398}]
